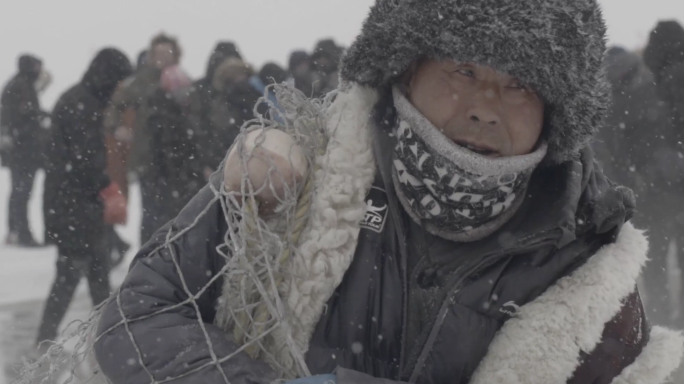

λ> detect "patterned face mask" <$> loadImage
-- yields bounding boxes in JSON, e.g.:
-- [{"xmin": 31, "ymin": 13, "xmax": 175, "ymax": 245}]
[{"xmin": 391, "ymin": 87, "xmax": 547, "ymax": 242}]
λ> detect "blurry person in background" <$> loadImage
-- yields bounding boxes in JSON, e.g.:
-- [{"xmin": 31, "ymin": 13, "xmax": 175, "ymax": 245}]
[
  {"xmin": 309, "ymin": 39, "xmax": 343, "ymax": 98},
  {"xmin": 102, "ymin": 49, "xmax": 147, "ymax": 269},
  {"xmin": 249, "ymin": 62, "xmax": 288, "ymax": 121},
  {"xmin": 594, "ymin": 46, "xmax": 682, "ymax": 327},
  {"xmin": 0, "ymin": 54, "xmax": 51, "ymax": 247},
  {"xmin": 145, "ymin": 65, "xmax": 204, "ymax": 233},
  {"xmin": 104, "ymin": 33, "xmax": 181, "ymax": 244},
  {"xmin": 645, "ymin": 21, "xmax": 684, "ymax": 136},
  {"xmin": 104, "ymin": 49, "xmax": 148, "ymax": 198},
  {"xmin": 188, "ymin": 41, "xmax": 243, "ymax": 180},
  {"xmin": 288, "ymin": 50, "xmax": 313, "ymax": 96},
  {"xmin": 40, "ymin": 48, "xmax": 132, "ymax": 346},
  {"xmin": 204, "ymin": 57, "xmax": 262, "ymax": 174},
  {"xmin": 643, "ymin": 20, "xmax": 684, "ymax": 327}
]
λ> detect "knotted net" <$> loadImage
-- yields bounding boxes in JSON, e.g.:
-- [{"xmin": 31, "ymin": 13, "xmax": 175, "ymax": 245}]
[{"xmin": 10, "ymin": 84, "xmax": 336, "ymax": 384}]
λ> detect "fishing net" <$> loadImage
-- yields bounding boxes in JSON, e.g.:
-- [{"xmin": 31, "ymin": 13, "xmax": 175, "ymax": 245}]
[{"xmin": 10, "ymin": 83, "xmax": 335, "ymax": 384}]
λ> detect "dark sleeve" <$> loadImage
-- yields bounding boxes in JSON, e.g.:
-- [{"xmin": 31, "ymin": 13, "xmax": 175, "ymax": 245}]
[
  {"xmin": 568, "ymin": 289, "xmax": 649, "ymax": 384},
  {"xmin": 56, "ymin": 96, "xmax": 110, "ymax": 192},
  {"xmin": 2, "ymin": 79, "xmax": 41, "ymax": 138},
  {"xmin": 94, "ymin": 174, "xmax": 278, "ymax": 384}
]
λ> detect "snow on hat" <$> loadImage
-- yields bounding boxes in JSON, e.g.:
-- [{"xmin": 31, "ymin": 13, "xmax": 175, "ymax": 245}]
[{"xmin": 340, "ymin": 0, "xmax": 610, "ymax": 163}]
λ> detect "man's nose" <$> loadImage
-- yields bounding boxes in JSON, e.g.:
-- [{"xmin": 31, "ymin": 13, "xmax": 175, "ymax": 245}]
[{"xmin": 467, "ymin": 91, "xmax": 501, "ymax": 125}]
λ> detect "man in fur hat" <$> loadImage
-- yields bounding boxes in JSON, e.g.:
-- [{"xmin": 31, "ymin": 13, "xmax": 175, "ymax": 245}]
[{"xmin": 95, "ymin": 1, "xmax": 684, "ymax": 384}]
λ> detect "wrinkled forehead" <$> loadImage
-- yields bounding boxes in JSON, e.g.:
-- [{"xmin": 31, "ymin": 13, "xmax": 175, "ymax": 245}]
[{"xmin": 410, "ymin": 59, "xmax": 522, "ymax": 85}]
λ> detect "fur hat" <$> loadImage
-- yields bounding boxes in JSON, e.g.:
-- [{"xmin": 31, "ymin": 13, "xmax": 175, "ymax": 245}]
[{"xmin": 340, "ymin": 0, "xmax": 610, "ymax": 163}]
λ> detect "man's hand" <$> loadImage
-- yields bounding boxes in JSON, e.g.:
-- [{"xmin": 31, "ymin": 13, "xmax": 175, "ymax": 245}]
[
  {"xmin": 224, "ymin": 128, "xmax": 308, "ymax": 216},
  {"xmin": 113, "ymin": 125, "xmax": 134, "ymax": 142},
  {"xmin": 101, "ymin": 182, "xmax": 127, "ymax": 225}
]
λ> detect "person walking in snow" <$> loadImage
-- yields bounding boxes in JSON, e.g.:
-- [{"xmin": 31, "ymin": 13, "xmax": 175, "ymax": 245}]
[
  {"xmin": 94, "ymin": 1, "xmax": 684, "ymax": 384},
  {"xmin": 1, "ymin": 54, "xmax": 51, "ymax": 247},
  {"xmin": 39, "ymin": 48, "xmax": 132, "ymax": 345},
  {"xmin": 643, "ymin": 21, "xmax": 684, "ymax": 327},
  {"xmin": 595, "ymin": 46, "xmax": 684, "ymax": 328}
]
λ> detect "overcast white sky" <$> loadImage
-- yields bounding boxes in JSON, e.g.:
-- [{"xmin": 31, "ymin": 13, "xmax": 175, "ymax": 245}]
[{"xmin": 1, "ymin": 0, "xmax": 683, "ymax": 109}]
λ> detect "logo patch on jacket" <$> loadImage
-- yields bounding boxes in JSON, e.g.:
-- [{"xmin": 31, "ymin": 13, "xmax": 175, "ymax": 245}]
[{"xmin": 360, "ymin": 186, "xmax": 388, "ymax": 233}]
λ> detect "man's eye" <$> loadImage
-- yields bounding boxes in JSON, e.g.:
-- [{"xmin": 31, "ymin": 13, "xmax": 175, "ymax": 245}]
[
  {"xmin": 509, "ymin": 82, "xmax": 529, "ymax": 91},
  {"xmin": 454, "ymin": 68, "xmax": 475, "ymax": 78}
]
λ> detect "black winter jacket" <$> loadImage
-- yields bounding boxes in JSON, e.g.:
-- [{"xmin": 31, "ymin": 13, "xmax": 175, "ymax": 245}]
[
  {"xmin": 146, "ymin": 89, "xmax": 205, "ymax": 223},
  {"xmin": 43, "ymin": 49, "xmax": 131, "ymax": 250},
  {"xmin": 95, "ymin": 135, "xmax": 646, "ymax": 384},
  {"xmin": 0, "ymin": 55, "xmax": 46, "ymax": 169}
]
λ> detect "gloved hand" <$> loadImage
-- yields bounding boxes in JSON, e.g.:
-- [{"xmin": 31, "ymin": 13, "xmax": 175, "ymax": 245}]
[
  {"xmin": 285, "ymin": 374, "xmax": 337, "ymax": 384},
  {"xmin": 100, "ymin": 182, "xmax": 127, "ymax": 225}
]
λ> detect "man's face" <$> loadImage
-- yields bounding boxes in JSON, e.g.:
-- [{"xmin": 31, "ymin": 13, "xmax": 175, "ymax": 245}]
[
  {"xmin": 151, "ymin": 43, "xmax": 176, "ymax": 70},
  {"xmin": 408, "ymin": 59, "xmax": 544, "ymax": 158}
]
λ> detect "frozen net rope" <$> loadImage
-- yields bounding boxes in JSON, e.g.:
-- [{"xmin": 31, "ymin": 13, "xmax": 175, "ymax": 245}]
[{"xmin": 10, "ymin": 84, "xmax": 333, "ymax": 384}]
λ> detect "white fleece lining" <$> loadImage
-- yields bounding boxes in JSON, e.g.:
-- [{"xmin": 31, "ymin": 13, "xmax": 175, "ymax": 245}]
[
  {"xmin": 279, "ymin": 85, "xmax": 379, "ymax": 364},
  {"xmin": 470, "ymin": 222, "xmax": 683, "ymax": 384},
  {"xmin": 611, "ymin": 326, "xmax": 684, "ymax": 384},
  {"xmin": 214, "ymin": 85, "xmax": 379, "ymax": 376}
]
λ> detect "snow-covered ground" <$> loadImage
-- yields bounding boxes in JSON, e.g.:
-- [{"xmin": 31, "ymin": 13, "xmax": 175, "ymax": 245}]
[{"xmin": 0, "ymin": 168, "xmax": 142, "ymax": 384}]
